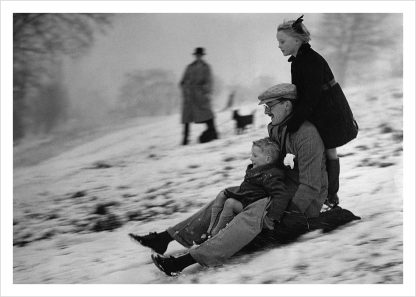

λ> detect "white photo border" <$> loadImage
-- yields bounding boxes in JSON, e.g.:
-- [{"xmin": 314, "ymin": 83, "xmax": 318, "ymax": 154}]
[{"xmin": 1, "ymin": 1, "xmax": 415, "ymax": 296}]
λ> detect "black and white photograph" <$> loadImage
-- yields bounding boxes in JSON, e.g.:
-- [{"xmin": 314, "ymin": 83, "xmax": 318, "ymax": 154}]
[{"xmin": 1, "ymin": 1, "xmax": 415, "ymax": 296}]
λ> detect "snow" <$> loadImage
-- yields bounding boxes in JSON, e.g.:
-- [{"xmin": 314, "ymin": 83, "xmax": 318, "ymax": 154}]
[{"xmin": 6, "ymin": 77, "xmax": 414, "ymax": 295}]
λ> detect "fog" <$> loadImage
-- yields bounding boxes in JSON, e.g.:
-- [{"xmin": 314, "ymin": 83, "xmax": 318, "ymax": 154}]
[
  {"xmin": 13, "ymin": 13, "xmax": 402, "ymax": 164},
  {"xmin": 61, "ymin": 14, "xmax": 317, "ymax": 115},
  {"xmin": 63, "ymin": 14, "xmax": 298, "ymax": 95},
  {"xmin": 62, "ymin": 13, "xmax": 401, "ymax": 116},
  {"xmin": 6, "ymin": 7, "xmax": 412, "ymax": 292}
]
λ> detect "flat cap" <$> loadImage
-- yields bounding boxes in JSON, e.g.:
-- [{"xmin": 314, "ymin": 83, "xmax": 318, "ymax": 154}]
[{"xmin": 258, "ymin": 83, "xmax": 297, "ymax": 105}]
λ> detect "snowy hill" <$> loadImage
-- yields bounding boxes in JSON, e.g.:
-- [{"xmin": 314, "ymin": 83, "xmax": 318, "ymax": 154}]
[{"xmin": 12, "ymin": 78, "xmax": 403, "ymax": 287}]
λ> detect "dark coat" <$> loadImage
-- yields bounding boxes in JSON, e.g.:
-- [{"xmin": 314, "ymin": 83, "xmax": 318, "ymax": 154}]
[
  {"xmin": 287, "ymin": 43, "xmax": 358, "ymax": 148},
  {"xmin": 224, "ymin": 163, "xmax": 290, "ymax": 221},
  {"xmin": 180, "ymin": 59, "xmax": 214, "ymax": 124},
  {"xmin": 268, "ymin": 121, "xmax": 327, "ymax": 218}
]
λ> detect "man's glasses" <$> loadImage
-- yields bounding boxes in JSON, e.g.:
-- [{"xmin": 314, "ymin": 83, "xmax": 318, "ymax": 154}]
[{"xmin": 262, "ymin": 100, "xmax": 285, "ymax": 112}]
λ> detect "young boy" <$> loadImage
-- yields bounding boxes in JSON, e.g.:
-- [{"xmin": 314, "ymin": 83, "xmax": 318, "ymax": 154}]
[
  {"xmin": 203, "ymin": 137, "xmax": 290, "ymax": 239},
  {"xmin": 129, "ymin": 137, "xmax": 290, "ymax": 276}
]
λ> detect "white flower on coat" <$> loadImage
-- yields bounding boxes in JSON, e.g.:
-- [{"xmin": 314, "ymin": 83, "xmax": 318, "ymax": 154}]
[{"xmin": 283, "ymin": 153, "xmax": 295, "ymax": 169}]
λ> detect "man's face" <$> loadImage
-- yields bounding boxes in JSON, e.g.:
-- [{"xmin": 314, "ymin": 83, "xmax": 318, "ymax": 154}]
[
  {"xmin": 263, "ymin": 100, "xmax": 289, "ymax": 126},
  {"xmin": 194, "ymin": 54, "xmax": 203, "ymax": 60}
]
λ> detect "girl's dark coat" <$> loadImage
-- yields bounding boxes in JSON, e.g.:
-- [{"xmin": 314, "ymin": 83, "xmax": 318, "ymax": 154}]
[
  {"xmin": 224, "ymin": 163, "xmax": 290, "ymax": 221},
  {"xmin": 288, "ymin": 43, "xmax": 358, "ymax": 148}
]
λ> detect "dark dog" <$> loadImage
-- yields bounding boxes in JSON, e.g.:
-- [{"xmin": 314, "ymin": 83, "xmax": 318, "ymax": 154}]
[{"xmin": 233, "ymin": 110, "xmax": 255, "ymax": 134}]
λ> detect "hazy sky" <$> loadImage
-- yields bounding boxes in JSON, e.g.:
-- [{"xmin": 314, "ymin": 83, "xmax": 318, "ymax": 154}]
[{"xmin": 63, "ymin": 13, "xmax": 321, "ymax": 103}]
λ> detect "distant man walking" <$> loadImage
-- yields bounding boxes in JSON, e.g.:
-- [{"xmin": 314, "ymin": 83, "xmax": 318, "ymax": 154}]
[{"xmin": 180, "ymin": 47, "xmax": 218, "ymax": 145}]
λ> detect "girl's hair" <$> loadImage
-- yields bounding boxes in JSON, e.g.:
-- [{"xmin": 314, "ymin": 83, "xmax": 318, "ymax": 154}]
[
  {"xmin": 253, "ymin": 137, "xmax": 280, "ymax": 163},
  {"xmin": 277, "ymin": 15, "xmax": 311, "ymax": 43}
]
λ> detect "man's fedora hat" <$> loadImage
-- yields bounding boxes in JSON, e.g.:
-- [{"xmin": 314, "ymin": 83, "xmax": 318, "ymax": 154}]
[{"xmin": 193, "ymin": 47, "xmax": 206, "ymax": 56}]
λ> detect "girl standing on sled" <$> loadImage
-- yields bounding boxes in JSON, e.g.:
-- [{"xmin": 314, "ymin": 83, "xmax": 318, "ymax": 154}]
[{"xmin": 275, "ymin": 15, "xmax": 359, "ymax": 206}]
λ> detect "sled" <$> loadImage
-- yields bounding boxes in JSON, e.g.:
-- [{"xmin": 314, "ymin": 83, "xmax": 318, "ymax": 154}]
[
  {"xmin": 152, "ymin": 206, "xmax": 360, "ymax": 259},
  {"xmin": 135, "ymin": 206, "xmax": 361, "ymax": 277},
  {"xmin": 239, "ymin": 206, "xmax": 361, "ymax": 254}
]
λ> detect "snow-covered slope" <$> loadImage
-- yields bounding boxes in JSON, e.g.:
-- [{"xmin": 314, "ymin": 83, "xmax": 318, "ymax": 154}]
[{"xmin": 12, "ymin": 78, "xmax": 403, "ymax": 285}]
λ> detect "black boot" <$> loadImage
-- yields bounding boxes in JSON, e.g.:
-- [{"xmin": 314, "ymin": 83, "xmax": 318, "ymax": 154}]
[
  {"xmin": 199, "ymin": 119, "xmax": 218, "ymax": 143},
  {"xmin": 128, "ymin": 231, "xmax": 172, "ymax": 254},
  {"xmin": 151, "ymin": 252, "xmax": 196, "ymax": 276},
  {"xmin": 207, "ymin": 118, "xmax": 219, "ymax": 140},
  {"xmin": 326, "ymin": 158, "xmax": 340, "ymax": 207}
]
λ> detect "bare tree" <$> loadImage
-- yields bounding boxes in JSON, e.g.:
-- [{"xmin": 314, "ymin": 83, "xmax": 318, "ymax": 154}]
[
  {"xmin": 13, "ymin": 13, "xmax": 113, "ymax": 142},
  {"xmin": 30, "ymin": 62, "xmax": 70, "ymax": 134},
  {"xmin": 314, "ymin": 13, "xmax": 398, "ymax": 86}
]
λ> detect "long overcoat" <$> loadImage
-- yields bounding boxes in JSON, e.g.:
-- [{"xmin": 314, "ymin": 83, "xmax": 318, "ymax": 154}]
[
  {"xmin": 180, "ymin": 59, "xmax": 214, "ymax": 124},
  {"xmin": 288, "ymin": 43, "xmax": 358, "ymax": 149}
]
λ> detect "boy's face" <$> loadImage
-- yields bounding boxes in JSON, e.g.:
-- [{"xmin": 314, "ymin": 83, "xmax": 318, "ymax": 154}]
[{"xmin": 250, "ymin": 145, "xmax": 270, "ymax": 168}]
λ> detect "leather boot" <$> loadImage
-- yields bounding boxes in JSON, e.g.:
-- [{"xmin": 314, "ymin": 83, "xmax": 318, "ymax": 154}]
[
  {"xmin": 151, "ymin": 252, "xmax": 196, "ymax": 276},
  {"xmin": 128, "ymin": 231, "xmax": 172, "ymax": 254},
  {"xmin": 326, "ymin": 158, "xmax": 340, "ymax": 207}
]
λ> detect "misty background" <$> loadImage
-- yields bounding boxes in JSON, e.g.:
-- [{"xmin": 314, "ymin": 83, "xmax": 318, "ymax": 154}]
[
  {"xmin": 9, "ymin": 11, "xmax": 409, "ymax": 287},
  {"xmin": 13, "ymin": 13, "xmax": 402, "ymax": 155}
]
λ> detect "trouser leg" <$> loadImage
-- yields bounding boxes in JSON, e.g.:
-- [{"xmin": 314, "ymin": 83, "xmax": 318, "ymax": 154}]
[
  {"xmin": 189, "ymin": 197, "xmax": 270, "ymax": 267},
  {"xmin": 327, "ymin": 158, "xmax": 340, "ymax": 194},
  {"xmin": 211, "ymin": 198, "xmax": 243, "ymax": 236},
  {"xmin": 182, "ymin": 123, "xmax": 190, "ymax": 145},
  {"xmin": 207, "ymin": 191, "xmax": 227, "ymax": 235},
  {"xmin": 326, "ymin": 158, "xmax": 340, "ymax": 206},
  {"xmin": 167, "ymin": 199, "xmax": 215, "ymax": 248}
]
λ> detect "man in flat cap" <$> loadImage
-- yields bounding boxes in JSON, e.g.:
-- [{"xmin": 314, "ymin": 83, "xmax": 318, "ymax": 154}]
[
  {"xmin": 130, "ymin": 83, "xmax": 327, "ymax": 276},
  {"xmin": 258, "ymin": 83, "xmax": 327, "ymax": 219},
  {"xmin": 179, "ymin": 47, "xmax": 219, "ymax": 145}
]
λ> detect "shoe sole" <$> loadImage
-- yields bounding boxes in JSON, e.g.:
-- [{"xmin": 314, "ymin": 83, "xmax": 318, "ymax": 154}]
[
  {"xmin": 128, "ymin": 233, "xmax": 146, "ymax": 246},
  {"xmin": 128, "ymin": 233, "xmax": 167, "ymax": 255},
  {"xmin": 151, "ymin": 253, "xmax": 179, "ymax": 277}
]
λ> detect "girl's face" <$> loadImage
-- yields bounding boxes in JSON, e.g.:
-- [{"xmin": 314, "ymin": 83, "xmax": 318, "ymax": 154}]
[
  {"xmin": 276, "ymin": 31, "xmax": 301, "ymax": 57},
  {"xmin": 250, "ymin": 145, "xmax": 270, "ymax": 168}
]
